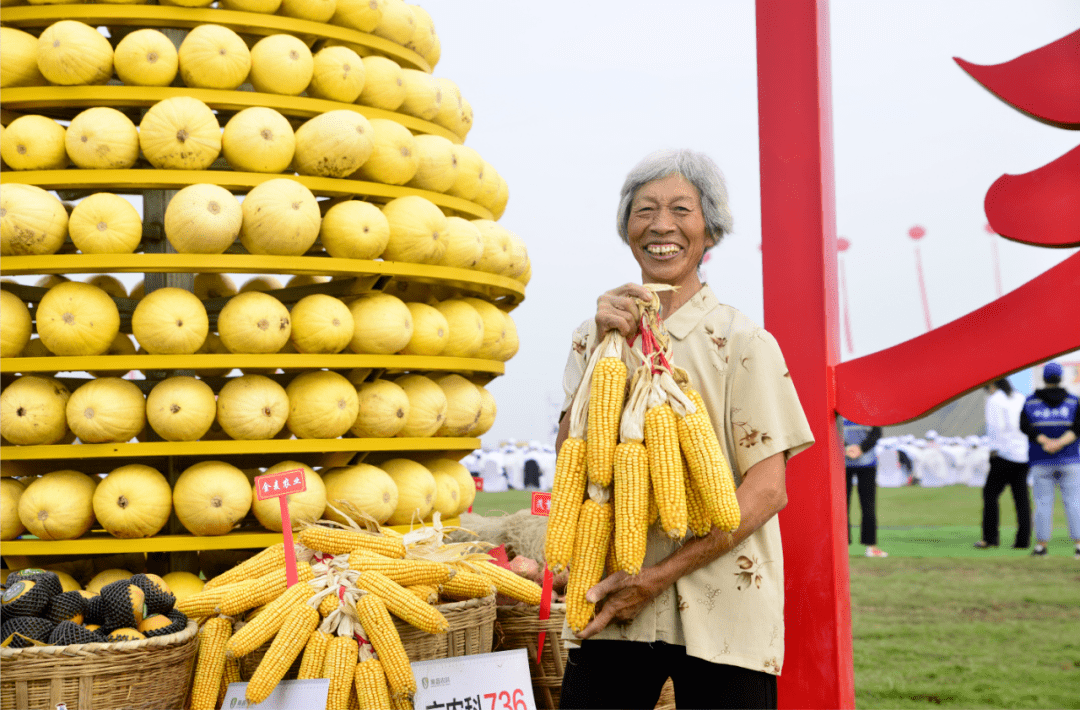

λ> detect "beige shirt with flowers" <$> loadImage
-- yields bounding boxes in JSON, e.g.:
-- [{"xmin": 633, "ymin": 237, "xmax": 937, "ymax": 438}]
[{"xmin": 559, "ymin": 284, "xmax": 814, "ymax": 675}]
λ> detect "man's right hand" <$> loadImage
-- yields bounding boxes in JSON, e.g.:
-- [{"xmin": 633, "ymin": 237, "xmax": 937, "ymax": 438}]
[{"xmin": 595, "ymin": 283, "xmax": 654, "ymax": 339}]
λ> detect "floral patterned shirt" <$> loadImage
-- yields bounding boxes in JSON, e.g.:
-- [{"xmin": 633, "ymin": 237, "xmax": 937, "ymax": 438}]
[{"xmin": 559, "ymin": 284, "xmax": 814, "ymax": 675}]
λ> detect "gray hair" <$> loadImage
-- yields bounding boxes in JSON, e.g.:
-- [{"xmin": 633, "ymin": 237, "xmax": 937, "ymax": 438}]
[{"xmin": 616, "ymin": 149, "xmax": 734, "ymax": 249}]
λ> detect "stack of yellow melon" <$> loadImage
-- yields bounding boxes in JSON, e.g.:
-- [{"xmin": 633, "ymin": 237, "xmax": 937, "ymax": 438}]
[{"xmin": 0, "ymin": 1, "xmax": 520, "ymax": 552}]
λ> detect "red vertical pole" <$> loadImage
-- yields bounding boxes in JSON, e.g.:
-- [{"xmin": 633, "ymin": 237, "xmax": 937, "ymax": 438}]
[{"xmin": 756, "ymin": 1, "xmax": 855, "ymax": 708}]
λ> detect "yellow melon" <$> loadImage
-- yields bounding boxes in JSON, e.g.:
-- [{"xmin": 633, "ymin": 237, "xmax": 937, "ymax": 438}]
[
  {"xmin": 468, "ymin": 385, "xmax": 497, "ymax": 437},
  {"xmin": 18, "ymin": 470, "xmax": 98, "ymax": 541},
  {"xmin": 178, "ymin": 24, "xmax": 251, "ymax": 90},
  {"xmin": 139, "ymin": 96, "xmax": 221, "ymax": 170},
  {"xmin": 400, "ymin": 302, "xmax": 448, "ymax": 356},
  {"xmin": 406, "ymin": 135, "xmax": 459, "ymax": 194},
  {"xmin": 0, "ymin": 183, "xmax": 69, "ymax": 257},
  {"xmin": 84, "ymin": 275, "xmax": 128, "ymax": 300},
  {"xmin": 66, "ymin": 377, "xmax": 146, "ymax": 444},
  {"xmin": 216, "ymin": 374, "xmax": 290, "ymax": 440},
  {"xmin": 240, "ymin": 178, "xmax": 321, "ymax": 256},
  {"xmin": 193, "ymin": 273, "xmax": 237, "ymax": 300},
  {"xmin": 278, "ymin": 0, "xmax": 335, "ymax": 23},
  {"xmin": 132, "ymin": 287, "xmax": 209, "ymax": 354},
  {"xmin": 65, "ymin": 107, "xmax": 140, "ymax": 170},
  {"xmin": 0, "ymin": 290, "xmax": 32, "ymax": 359},
  {"xmin": 0, "ymin": 376, "xmax": 69, "ymax": 445},
  {"xmin": 1, "ymin": 27, "xmax": 46, "ymax": 88},
  {"xmin": 292, "ymin": 110, "xmax": 374, "ymax": 178},
  {"xmin": 433, "ymin": 299, "xmax": 484, "ymax": 358},
  {"xmin": 352, "ymin": 379, "xmax": 410, "ymax": 438},
  {"xmin": 285, "ymin": 370, "xmax": 359, "ymax": 439},
  {"xmin": 331, "ymin": 0, "xmax": 384, "ymax": 33},
  {"xmin": 146, "ymin": 376, "xmax": 216, "ymax": 442},
  {"xmin": 218, "ymin": 291, "xmax": 291, "ymax": 354},
  {"xmin": 381, "ymin": 458, "xmax": 435, "ymax": 525},
  {"xmin": 165, "ymin": 184, "xmax": 242, "ymax": 254},
  {"xmin": 36, "ymin": 281, "xmax": 120, "ymax": 356},
  {"xmin": 434, "ymin": 374, "xmax": 482, "ymax": 437},
  {"xmin": 462, "ymin": 297, "xmax": 508, "ymax": 360},
  {"xmin": 472, "ymin": 219, "xmax": 513, "ymax": 275},
  {"xmin": 114, "ymin": 28, "xmax": 179, "ymax": 87},
  {"xmin": 249, "ymin": 34, "xmax": 313, "ymax": 96},
  {"xmin": 430, "ymin": 469, "xmax": 459, "ymax": 519},
  {"xmin": 381, "ymin": 195, "xmax": 447, "ymax": 265},
  {"xmin": 446, "ymin": 145, "xmax": 483, "ymax": 201},
  {"xmin": 173, "ymin": 461, "xmax": 252, "ymax": 535},
  {"xmin": 458, "ymin": 97, "xmax": 474, "ymax": 140},
  {"xmin": 162, "ymin": 571, "xmax": 204, "ymax": 603},
  {"xmin": 423, "ymin": 457, "xmax": 476, "ymax": 515},
  {"xmin": 393, "ymin": 374, "xmax": 446, "ymax": 438},
  {"xmin": 371, "ymin": 0, "xmax": 414, "ymax": 45},
  {"xmin": 352, "ymin": 118, "xmax": 417, "ymax": 185},
  {"xmin": 1, "ymin": 478, "xmax": 27, "ymax": 541},
  {"xmin": 320, "ymin": 200, "xmax": 389, "ymax": 260},
  {"xmin": 69, "ymin": 193, "xmax": 142, "ymax": 254},
  {"xmin": 221, "ymin": 0, "xmax": 281, "ymax": 11},
  {"xmin": 308, "ymin": 46, "xmax": 365, "ymax": 103},
  {"xmin": 222, "ymin": 107, "xmax": 296, "ymax": 174},
  {"xmin": 347, "ymin": 292, "xmax": 412, "ymax": 354},
  {"xmin": 356, "ymin": 56, "xmax": 406, "ymax": 111},
  {"xmin": 438, "ymin": 217, "xmax": 484, "ymax": 270},
  {"xmin": 239, "ymin": 276, "xmax": 284, "ymax": 294},
  {"xmin": 93, "ymin": 464, "xmax": 172, "ymax": 539},
  {"xmin": 321, "ymin": 463, "xmax": 397, "ymax": 525},
  {"xmin": 252, "ymin": 462, "xmax": 326, "ymax": 531},
  {"xmin": 289, "ymin": 294, "xmax": 354, "ymax": 354},
  {"xmin": 491, "ymin": 174, "xmax": 511, "ymax": 220},
  {"xmin": 433, "ymin": 77, "xmax": 464, "ymax": 133},
  {"xmin": 503, "ymin": 231, "xmax": 529, "ymax": 279},
  {"xmin": 497, "ymin": 311, "xmax": 520, "ymax": 362},
  {"xmin": 285, "ymin": 275, "xmax": 330, "ymax": 289},
  {"xmin": 0, "ymin": 115, "xmax": 67, "ymax": 171},
  {"xmin": 405, "ymin": 4, "xmax": 437, "ymax": 65},
  {"xmin": 37, "ymin": 21, "xmax": 114, "ymax": 86}
]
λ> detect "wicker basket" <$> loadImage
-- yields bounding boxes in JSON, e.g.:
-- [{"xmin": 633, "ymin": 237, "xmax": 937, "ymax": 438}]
[
  {"xmin": 493, "ymin": 603, "xmax": 567, "ymax": 710},
  {"xmin": 0, "ymin": 620, "xmax": 199, "ymax": 710}
]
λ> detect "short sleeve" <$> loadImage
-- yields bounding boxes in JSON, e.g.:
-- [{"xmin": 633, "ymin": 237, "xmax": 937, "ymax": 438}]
[
  {"xmin": 560, "ymin": 320, "xmax": 593, "ymax": 413},
  {"xmin": 728, "ymin": 328, "xmax": 814, "ymax": 473}
]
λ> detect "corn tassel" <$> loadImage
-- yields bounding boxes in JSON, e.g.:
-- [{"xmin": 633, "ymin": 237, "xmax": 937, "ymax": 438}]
[
  {"xmin": 544, "ymin": 436, "xmax": 587, "ymax": 574},
  {"xmin": 299, "ymin": 527, "xmax": 406, "ymax": 558},
  {"xmin": 189, "ymin": 616, "xmax": 232, "ymax": 710},
  {"xmin": 205, "ymin": 543, "xmax": 285, "ymax": 589},
  {"xmin": 324, "ymin": 635, "xmax": 359, "ymax": 710},
  {"xmin": 677, "ymin": 387, "xmax": 741, "ymax": 531},
  {"xmin": 586, "ymin": 357, "xmax": 627, "ymax": 487},
  {"xmin": 356, "ymin": 570, "xmax": 449, "ymax": 634},
  {"xmin": 644, "ymin": 403, "xmax": 687, "ymax": 539},
  {"xmin": 356, "ymin": 593, "xmax": 416, "ymax": 700},
  {"xmin": 226, "ymin": 581, "xmax": 316, "ymax": 658},
  {"xmin": 565, "ymin": 499, "xmax": 614, "ymax": 633},
  {"xmin": 355, "ymin": 656, "xmax": 393, "ymax": 710},
  {"xmin": 245, "ymin": 603, "xmax": 320, "ymax": 705},
  {"xmin": 298, "ymin": 630, "xmax": 332, "ymax": 680},
  {"xmin": 613, "ymin": 441, "xmax": 650, "ymax": 575}
]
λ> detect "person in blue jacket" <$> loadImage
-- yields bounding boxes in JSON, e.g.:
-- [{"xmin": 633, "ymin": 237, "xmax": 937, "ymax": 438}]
[
  {"xmin": 1019, "ymin": 362, "xmax": 1080, "ymax": 559},
  {"xmin": 843, "ymin": 417, "xmax": 888, "ymax": 558}
]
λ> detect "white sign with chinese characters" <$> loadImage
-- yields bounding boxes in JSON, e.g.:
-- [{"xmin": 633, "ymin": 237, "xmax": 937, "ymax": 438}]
[
  {"xmin": 412, "ymin": 649, "xmax": 536, "ymax": 710},
  {"xmin": 219, "ymin": 679, "xmax": 329, "ymax": 710}
]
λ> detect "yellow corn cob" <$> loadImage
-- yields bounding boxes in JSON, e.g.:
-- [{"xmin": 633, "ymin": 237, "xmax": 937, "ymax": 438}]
[
  {"xmin": 190, "ymin": 616, "xmax": 232, "ymax": 710},
  {"xmin": 405, "ymin": 584, "xmax": 439, "ymax": 604},
  {"xmin": 300, "ymin": 527, "xmax": 407, "ymax": 558},
  {"xmin": 245, "ymin": 603, "xmax": 320, "ymax": 705},
  {"xmin": 613, "ymin": 441, "xmax": 650, "ymax": 575},
  {"xmin": 319, "ymin": 592, "xmax": 342, "ymax": 618},
  {"xmin": 392, "ymin": 693, "xmax": 414, "ymax": 710},
  {"xmin": 356, "ymin": 593, "xmax": 417, "ymax": 700},
  {"xmin": 226, "ymin": 581, "xmax": 317, "ymax": 658},
  {"xmin": 645, "ymin": 402, "xmax": 687, "ymax": 539},
  {"xmin": 349, "ymin": 551, "xmax": 455, "ymax": 586},
  {"xmin": 544, "ymin": 436, "xmax": 587, "ymax": 574},
  {"xmin": 356, "ymin": 570, "xmax": 449, "ymax": 634},
  {"xmin": 586, "ymin": 356, "xmax": 627, "ymax": 487},
  {"xmin": 206, "ymin": 543, "xmax": 285, "ymax": 589},
  {"xmin": 348, "ymin": 686, "xmax": 359, "ymax": 710},
  {"xmin": 565, "ymin": 499, "xmax": 614, "ymax": 633},
  {"xmin": 684, "ymin": 454, "xmax": 712, "ymax": 537},
  {"xmin": 218, "ymin": 655, "xmax": 241, "ymax": 708},
  {"xmin": 298, "ymin": 629, "xmax": 332, "ymax": 680},
  {"xmin": 219, "ymin": 564, "xmax": 314, "ymax": 617},
  {"xmin": 471, "ymin": 561, "xmax": 543, "ymax": 605},
  {"xmin": 441, "ymin": 569, "xmax": 497, "ymax": 600},
  {"xmin": 677, "ymin": 387, "xmax": 741, "ymax": 531},
  {"xmin": 355, "ymin": 656, "xmax": 393, "ymax": 710},
  {"xmin": 324, "ymin": 635, "xmax": 360, "ymax": 710},
  {"xmin": 177, "ymin": 583, "xmax": 242, "ymax": 618},
  {"xmin": 648, "ymin": 485, "xmax": 658, "ymax": 525}
]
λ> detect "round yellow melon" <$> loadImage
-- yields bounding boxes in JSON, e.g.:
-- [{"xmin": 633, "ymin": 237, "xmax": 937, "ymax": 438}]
[
  {"xmin": 491, "ymin": 175, "xmax": 510, "ymax": 220},
  {"xmin": 320, "ymin": 200, "xmax": 389, "ymax": 260},
  {"xmin": 146, "ymin": 376, "xmax": 216, "ymax": 441},
  {"xmin": 88, "ymin": 332, "xmax": 138, "ymax": 378},
  {"xmin": 285, "ymin": 370, "xmax": 359, "ymax": 439},
  {"xmin": 37, "ymin": 21, "xmax": 114, "ymax": 86},
  {"xmin": 434, "ymin": 374, "xmax": 482, "ymax": 437},
  {"xmin": 381, "ymin": 458, "xmax": 435, "ymax": 525},
  {"xmin": 278, "ymin": 0, "xmax": 335, "ymax": 23},
  {"xmin": 114, "ymin": 28, "xmax": 179, "ymax": 87},
  {"xmin": 1, "ymin": 478, "xmax": 27, "ymax": 540},
  {"xmin": 93, "ymin": 464, "xmax": 172, "ymax": 538},
  {"xmin": 285, "ymin": 274, "xmax": 330, "ymax": 289},
  {"xmin": 216, "ymin": 374, "xmax": 289, "ymax": 439},
  {"xmin": 19, "ymin": 338, "xmax": 57, "ymax": 377},
  {"xmin": 161, "ymin": 571, "xmax": 204, "ymax": 603},
  {"xmin": 502, "ymin": 231, "xmax": 529, "ymax": 279},
  {"xmin": 398, "ymin": 69, "xmax": 440, "ymax": 121},
  {"xmin": 218, "ymin": 291, "xmax": 291, "ymax": 354},
  {"xmin": 461, "ymin": 297, "xmax": 507, "ymax": 360},
  {"xmin": 86, "ymin": 569, "xmax": 133, "ymax": 594},
  {"xmin": 468, "ymin": 385, "xmax": 497, "ymax": 437},
  {"xmin": 446, "ymin": 145, "xmax": 483, "ymax": 201},
  {"xmin": 194, "ymin": 273, "xmax": 237, "ymax": 300},
  {"xmin": 458, "ymin": 98, "xmax": 474, "ymax": 140},
  {"xmin": 165, "ymin": 184, "xmax": 242, "ymax": 254},
  {"xmin": 497, "ymin": 311, "xmax": 519, "ymax": 362},
  {"xmin": 321, "ymin": 463, "xmax": 397, "ymax": 525},
  {"xmin": 356, "ymin": 55, "xmax": 405, "ymax": 111},
  {"xmin": 221, "ymin": 0, "xmax": 281, "ymax": 11},
  {"xmin": 405, "ymin": 4, "xmax": 437, "ymax": 65},
  {"xmin": 1, "ymin": 27, "xmax": 46, "ymax": 88},
  {"xmin": 381, "ymin": 195, "xmax": 447, "ymax": 265},
  {"xmin": 331, "ymin": 0, "xmax": 384, "ymax": 33},
  {"xmin": 472, "ymin": 219, "xmax": 513, "ymax": 275},
  {"xmin": 437, "ymin": 216, "xmax": 484, "ymax": 270},
  {"xmin": 249, "ymin": 34, "xmax": 313, "ymax": 96},
  {"xmin": 1, "ymin": 115, "xmax": 67, "ymax": 170},
  {"xmin": 400, "ymin": 302, "xmax": 448, "ymax": 356},
  {"xmin": 36, "ymin": 281, "xmax": 120, "ymax": 356},
  {"xmin": 1, "ymin": 290, "xmax": 32, "ymax": 358},
  {"xmin": 474, "ymin": 161, "xmax": 502, "ymax": 214},
  {"xmin": 174, "ymin": 460, "xmax": 252, "ymax": 535},
  {"xmin": 132, "ymin": 287, "xmax": 209, "ymax": 354},
  {"xmin": 84, "ymin": 275, "xmax": 128, "ymax": 300},
  {"xmin": 289, "ymin": 294, "xmax": 354, "ymax": 354},
  {"xmin": 65, "ymin": 106, "xmax": 140, "ymax": 170},
  {"xmin": 432, "ymin": 77, "xmax": 463, "ymax": 131},
  {"xmin": 66, "ymin": 377, "xmax": 146, "ymax": 444},
  {"xmin": 178, "ymin": 24, "xmax": 251, "ymax": 90},
  {"xmin": 292, "ymin": 110, "xmax": 373, "ymax": 178},
  {"xmin": 393, "ymin": 374, "xmax": 446, "ymax": 438},
  {"xmin": 430, "ymin": 469, "xmax": 459, "ymax": 519},
  {"xmin": 352, "ymin": 118, "xmax": 417, "ymax": 185},
  {"xmin": 0, "ymin": 376, "xmax": 69, "ymax": 445},
  {"xmin": 139, "ymin": 96, "xmax": 221, "ymax": 170},
  {"xmin": 69, "ymin": 193, "xmax": 142, "ymax": 254},
  {"xmin": 252, "ymin": 461, "xmax": 326, "ymax": 531},
  {"xmin": 36, "ymin": 274, "xmax": 69, "ymax": 290},
  {"xmin": 1, "ymin": 183, "xmax": 69, "ymax": 257},
  {"xmin": 240, "ymin": 178, "xmax": 321, "ymax": 256},
  {"xmin": 423, "ymin": 457, "xmax": 476, "ymax": 515},
  {"xmin": 18, "ymin": 470, "xmax": 98, "ymax": 541},
  {"xmin": 308, "ymin": 46, "xmax": 365, "ymax": 103},
  {"xmin": 352, "ymin": 379, "xmax": 409, "ymax": 438},
  {"xmin": 347, "ymin": 292, "xmax": 412, "ymax": 354},
  {"xmin": 129, "ymin": 281, "xmax": 145, "ymax": 300},
  {"xmin": 222, "ymin": 107, "xmax": 295, "ymax": 174},
  {"xmin": 406, "ymin": 135, "xmax": 459, "ymax": 194},
  {"xmin": 239, "ymin": 275, "xmax": 284, "ymax": 294},
  {"xmin": 433, "ymin": 299, "xmax": 484, "ymax": 358},
  {"xmin": 371, "ymin": 0, "xmax": 414, "ymax": 45}
]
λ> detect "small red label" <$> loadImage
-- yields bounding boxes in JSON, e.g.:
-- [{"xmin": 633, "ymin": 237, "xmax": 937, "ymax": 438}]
[
  {"xmin": 487, "ymin": 544, "xmax": 510, "ymax": 567},
  {"xmin": 474, "ymin": 476, "xmax": 484, "ymax": 492},
  {"xmin": 255, "ymin": 468, "xmax": 307, "ymax": 501},
  {"xmin": 531, "ymin": 491, "xmax": 551, "ymax": 516}
]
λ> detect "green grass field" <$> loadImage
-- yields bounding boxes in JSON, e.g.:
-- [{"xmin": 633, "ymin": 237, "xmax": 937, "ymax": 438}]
[{"xmin": 469, "ymin": 484, "xmax": 1080, "ymax": 708}]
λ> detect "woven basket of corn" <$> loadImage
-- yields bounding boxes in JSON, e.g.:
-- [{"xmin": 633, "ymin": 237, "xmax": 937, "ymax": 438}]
[
  {"xmin": 0, "ymin": 620, "xmax": 198, "ymax": 710},
  {"xmin": 493, "ymin": 603, "xmax": 567, "ymax": 710}
]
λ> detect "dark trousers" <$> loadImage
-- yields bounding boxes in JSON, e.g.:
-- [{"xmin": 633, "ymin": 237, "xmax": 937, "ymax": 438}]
[
  {"xmin": 846, "ymin": 465, "xmax": 878, "ymax": 545},
  {"xmin": 560, "ymin": 640, "xmax": 778, "ymax": 710},
  {"xmin": 981, "ymin": 456, "xmax": 1031, "ymax": 547}
]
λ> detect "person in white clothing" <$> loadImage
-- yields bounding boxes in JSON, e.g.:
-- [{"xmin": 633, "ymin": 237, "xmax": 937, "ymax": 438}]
[{"xmin": 975, "ymin": 378, "xmax": 1031, "ymax": 549}]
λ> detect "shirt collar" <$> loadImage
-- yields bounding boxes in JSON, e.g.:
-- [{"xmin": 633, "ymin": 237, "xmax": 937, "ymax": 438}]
[{"xmin": 662, "ymin": 284, "xmax": 718, "ymax": 340}]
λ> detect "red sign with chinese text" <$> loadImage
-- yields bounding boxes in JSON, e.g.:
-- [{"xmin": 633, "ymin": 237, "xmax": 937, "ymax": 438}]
[
  {"xmin": 473, "ymin": 476, "xmax": 484, "ymax": 492},
  {"xmin": 255, "ymin": 468, "xmax": 307, "ymax": 501},
  {"xmin": 530, "ymin": 492, "xmax": 551, "ymax": 517}
]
